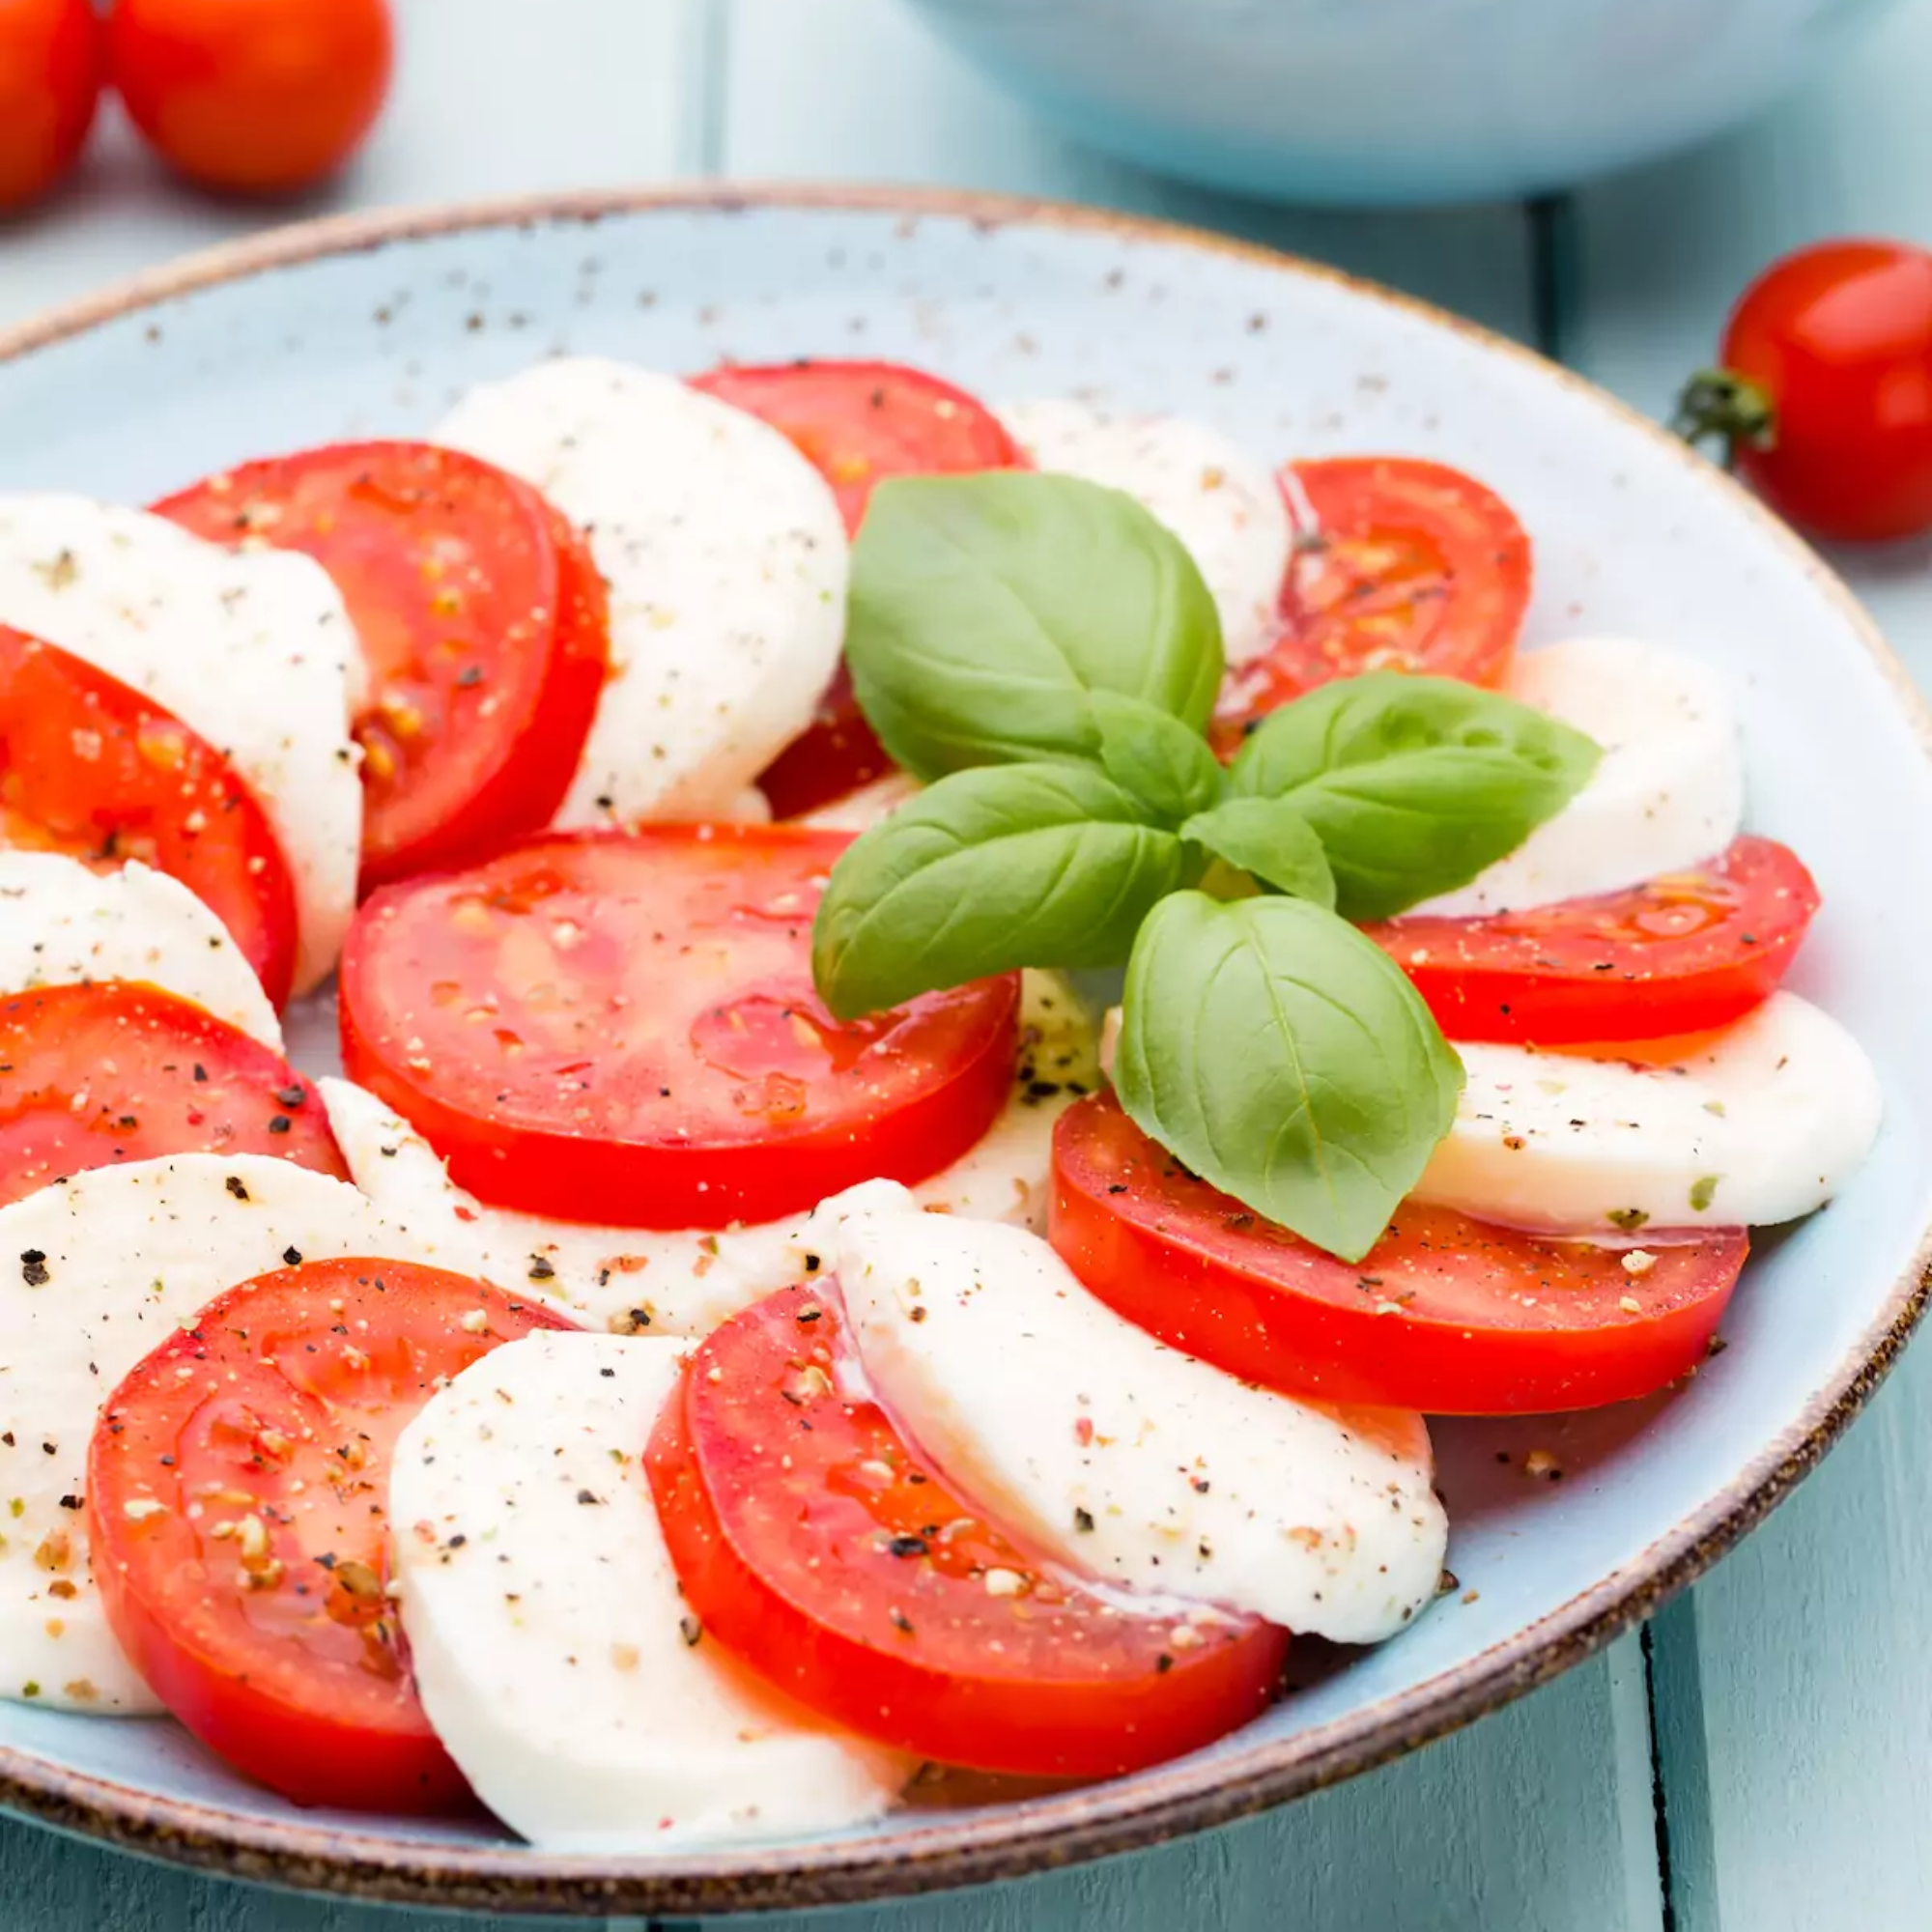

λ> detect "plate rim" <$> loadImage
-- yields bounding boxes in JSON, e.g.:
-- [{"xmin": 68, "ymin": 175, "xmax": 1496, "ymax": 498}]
[{"xmin": 1, "ymin": 179, "xmax": 1928, "ymax": 1917}]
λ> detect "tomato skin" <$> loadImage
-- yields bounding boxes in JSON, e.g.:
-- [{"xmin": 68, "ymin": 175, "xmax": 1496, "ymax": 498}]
[
  {"xmin": 0, "ymin": 982, "xmax": 346, "ymax": 1208},
  {"xmin": 338, "ymin": 828, "xmax": 1021, "ymax": 1230},
  {"xmin": 1365, "ymin": 836, "xmax": 1820, "ymax": 1045},
  {"xmin": 0, "ymin": 0, "xmax": 100, "ymax": 211},
  {"xmin": 1051, "ymin": 1094, "xmax": 1748, "ymax": 1414},
  {"xmin": 647, "ymin": 1285, "xmax": 1288, "ymax": 1776},
  {"xmin": 1712, "ymin": 241, "xmax": 1932, "ymax": 544},
  {"xmin": 107, "ymin": 0, "xmax": 392, "ymax": 196},
  {"xmin": 1213, "ymin": 457, "xmax": 1530, "ymax": 752},
  {"xmin": 155, "ymin": 442, "xmax": 611, "ymax": 889},
  {"xmin": 0, "ymin": 625, "xmax": 298, "ymax": 1006},
  {"xmin": 88, "ymin": 1258, "xmax": 574, "ymax": 1812},
  {"xmin": 689, "ymin": 360, "xmax": 1027, "ymax": 536}
]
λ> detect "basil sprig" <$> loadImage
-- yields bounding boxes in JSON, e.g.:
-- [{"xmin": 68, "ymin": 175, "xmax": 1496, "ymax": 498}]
[{"xmin": 812, "ymin": 473, "xmax": 1597, "ymax": 1262}]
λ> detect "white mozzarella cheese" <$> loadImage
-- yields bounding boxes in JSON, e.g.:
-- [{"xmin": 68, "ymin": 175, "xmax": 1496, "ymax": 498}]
[
  {"xmin": 835, "ymin": 1203, "xmax": 1446, "ymax": 1644},
  {"xmin": 798, "ymin": 770, "xmax": 923, "ymax": 834},
  {"xmin": 318, "ymin": 971, "xmax": 1097, "ymax": 1332},
  {"xmin": 0, "ymin": 495, "xmax": 362, "ymax": 996},
  {"xmin": 1418, "ymin": 991, "xmax": 1882, "ymax": 1236},
  {"xmin": 996, "ymin": 398, "xmax": 1289, "ymax": 668},
  {"xmin": 390, "ymin": 1329, "xmax": 907, "ymax": 1851},
  {"xmin": 437, "ymin": 359, "xmax": 846, "ymax": 828},
  {"xmin": 0, "ymin": 1154, "xmax": 447, "ymax": 1714},
  {"xmin": 1411, "ymin": 637, "xmax": 1745, "ymax": 919},
  {"xmin": 0, "ymin": 854, "xmax": 282, "ymax": 1052}
]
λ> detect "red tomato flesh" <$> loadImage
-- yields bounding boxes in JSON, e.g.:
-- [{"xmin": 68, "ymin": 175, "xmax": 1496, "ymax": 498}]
[
  {"xmin": 1051, "ymin": 1094, "xmax": 1748, "ymax": 1415},
  {"xmin": 88, "ymin": 1258, "xmax": 573, "ymax": 1811},
  {"xmin": 756, "ymin": 664, "xmax": 895, "ymax": 822},
  {"xmin": 647, "ymin": 1285, "xmax": 1288, "ymax": 1776},
  {"xmin": 156, "ymin": 441, "xmax": 610, "ymax": 889},
  {"xmin": 0, "ymin": 982, "xmax": 345, "ymax": 1208},
  {"xmin": 689, "ymin": 359, "xmax": 1027, "ymax": 536},
  {"xmin": 339, "ymin": 828, "xmax": 1020, "ymax": 1229},
  {"xmin": 0, "ymin": 625, "xmax": 298, "ymax": 1006},
  {"xmin": 1214, "ymin": 458, "xmax": 1531, "ymax": 752},
  {"xmin": 1365, "ymin": 836, "xmax": 1820, "ymax": 1044}
]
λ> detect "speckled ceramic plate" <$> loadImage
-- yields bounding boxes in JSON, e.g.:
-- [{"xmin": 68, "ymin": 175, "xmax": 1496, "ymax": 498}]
[{"xmin": 0, "ymin": 186, "xmax": 1927, "ymax": 1918}]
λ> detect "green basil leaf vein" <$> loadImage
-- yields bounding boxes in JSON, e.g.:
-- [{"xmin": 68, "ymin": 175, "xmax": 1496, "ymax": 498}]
[
  {"xmin": 1229, "ymin": 672, "xmax": 1600, "ymax": 922},
  {"xmin": 1113, "ymin": 891, "xmax": 1463, "ymax": 1263},
  {"xmin": 1179, "ymin": 797, "xmax": 1336, "ymax": 906},
  {"xmin": 844, "ymin": 472, "xmax": 1225, "ymax": 781},
  {"xmin": 812, "ymin": 762, "xmax": 1190, "ymax": 1019},
  {"xmin": 1090, "ymin": 690, "xmax": 1226, "ymax": 825}
]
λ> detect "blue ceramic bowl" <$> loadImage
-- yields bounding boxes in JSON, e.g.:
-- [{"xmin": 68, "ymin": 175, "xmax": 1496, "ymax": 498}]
[
  {"xmin": 0, "ymin": 186, "xmax": 1927, "ymax": 1916},
  {"xmin": 905, "ymin": 0, "xmax": 1902, "ymax": 205}
]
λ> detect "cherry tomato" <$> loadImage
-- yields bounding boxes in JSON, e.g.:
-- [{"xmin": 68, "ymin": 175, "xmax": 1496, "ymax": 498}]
[
  {"xmin": 1365, "ymin": 837, "xmax": 1819, "ymax": 1045},
  {"xmin": 339, "ymin": 828, "xmax": 1021, "ymax": 1229},
  {"xmin": 0, "ymin": 983, "xmax": 345, "ymax": 1208},
  {"xmin": 1677, "ymin": 240, "xmax": 1932, "ymax": 544},
  {"xmin": 88, "ymin": 1257, "xmax": 574, "ymax": 1811},
  {"xmin": 688, "ymin": 360, "xmax": 1027, "ymax": 537},
  {"xmin": 646, "ymin": 1285, "xmax": 1288, "ymax": 1776},
  {"xmin": 107, "ymin": 0, "xmax": 392, "ymax": 196},
  {"xmin": 0, "ymin": 0, "xmax": 100, "ymax": 211},
  {"xmin": 156, "ymin": 442, "xmax": 610, "ymax": 890},
  {"xmin": 0, "ymin": 625, "xmax": 298, "ymax": 1006},
  {"xmin": 1213, "ymin": 458, "xmax": 1531, "ymax": 754},
  {"xmin": 1050, "ymin": 1093, "xmax": 1748, "ymax": 1414}
]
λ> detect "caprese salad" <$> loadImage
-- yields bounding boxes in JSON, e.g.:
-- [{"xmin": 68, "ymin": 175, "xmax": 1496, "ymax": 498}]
[{"xmin": 0, "ymin": 348, "xmax": 1880, "ymax": 1850}]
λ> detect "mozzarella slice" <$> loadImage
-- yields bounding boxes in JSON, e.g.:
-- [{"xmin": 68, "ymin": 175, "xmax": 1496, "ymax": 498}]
[
  {"xmin": 0, "ymin": 853, "xmax": 282, "ymax": 1052},
  {"xmin": 0, "ymin": 495, "xmax": 361, "ymax": 996},
  {"xmin": 996, "ymin": 399, "xmax": 1289, "ymax": 668},
  {"xmin": 391, "ymin": 1330, "xmax": 906, "ymax": 1850},
  {"xmin": 437, "ymin": 358, "xmax": 846, "ymax": 827},
  {"xmin": 1411, "ymin": 637, "xmax": 1745, "ymax": 919},
  {"xmin": 1418, "ymin": 991, "xmax": 1882, "ymax": 1236},
  {"xmin": 319, "ymin": 971, "xmax": 1098, "ymax": 1331},
  {"xmin": 798, "ymin": 770, "xmax": 923, "ymax": 835},
  {"xmin": 836, "ymin": 1202, "xmax": 1446, "ymax": 1644},
  {"xmin": 0, "ymin": 1154, "xmax": 448, "ymax": 1714}
]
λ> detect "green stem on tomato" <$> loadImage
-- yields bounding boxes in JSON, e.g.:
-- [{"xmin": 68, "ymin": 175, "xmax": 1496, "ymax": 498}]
[{"xmin": 1672, "ymin": 368, "xmax": 1778, "ymax": 469}]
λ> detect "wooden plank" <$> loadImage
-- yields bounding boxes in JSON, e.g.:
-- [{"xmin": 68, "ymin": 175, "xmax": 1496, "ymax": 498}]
[
  {"xmin": 1564, "ymin": 6, "xmax": 1932, "ymax": 1926},
  {"xmin": 714, "ymin": 0, "xmax": 1539, "ymax": 341}
]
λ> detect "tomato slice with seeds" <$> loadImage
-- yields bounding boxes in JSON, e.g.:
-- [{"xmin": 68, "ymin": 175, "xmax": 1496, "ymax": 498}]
[
  {"xmin": 647, "ymin": 1285, "xmax": 1288, "ymax": 1776},
  {"xmin": 689, "ymin": 359, "xmax": 1027, "ymax": 536},
  {"xmin": 1364, "ymin": 836, "xmax": 1820, "ymax": 1045},
  {"xmin": 1050, "ymin": 1093, "xmax": 1748, "ymax": 1415},
  {"xmin": 87, "ymin": 1258, "xmax": 575, "ymax": 1812},
  {"xmin": 756, "ymin": 664, "xmax": 895, "ymax": 822},
  {"xmin": 156, "ymin": 440, "xmax": 610, "ymax": 889},
  {"xmin": 0, "ymin": 982, "xmax": 346, "ymax": 1208},
  {"xmin": 339, "ymin": 827, "xmax": 1020, "ymax": 1229},
  {"xmin": 0, "ymin": 625, "xmax": 298, "ymax": 1006},
  {"xmin": 1213, "ymin": 458, "xmax": 1531, "ymax": 752}
]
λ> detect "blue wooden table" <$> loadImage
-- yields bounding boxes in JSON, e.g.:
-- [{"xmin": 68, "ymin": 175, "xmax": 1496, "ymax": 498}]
[{"xmin": 4, "ymin": 2, "xmax": 1929, "ymax": 1925}]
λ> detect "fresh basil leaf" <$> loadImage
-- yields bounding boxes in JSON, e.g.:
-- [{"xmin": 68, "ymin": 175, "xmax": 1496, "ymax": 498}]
[
  {"xmin": 1228, "ymin": 672, "xmax": 1599, "ymax": 921},
  {"xmin": 813, "ymin": 762, "xmax": 1189, "ymax": 1019},
  {"xmin": 845, "ymin": 473, "xmax": 1224, "ymax": 781},
  {"xmin": 1090, "ymin": 691, "xmax": 1225, "ymax": 825},
  {"xmin": 1113, "ymin": 891, "xmax": 1463, "ymax": 1263},
  {"xmin": 1179, "ymin": 798, "xmax": 1335, "ymax": 907}
]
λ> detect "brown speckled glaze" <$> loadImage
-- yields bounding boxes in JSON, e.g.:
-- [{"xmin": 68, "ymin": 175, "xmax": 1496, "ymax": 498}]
[{"xmin": 0, "ymin": 185, "xmax": 1927, "ymax": 1918}]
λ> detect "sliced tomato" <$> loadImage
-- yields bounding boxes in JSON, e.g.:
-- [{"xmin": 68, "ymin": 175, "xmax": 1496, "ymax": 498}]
[
  {"xmin": 155, "ymin": 440, "xmax": 610, "ymax": 889},
  {"xmin": 0, "ymin": 625, "xmax": 298, "ymax": 1006},
  {"xmin": 689, "ymin": 359, "xmax": 1026, "ymax": 536},
  {"xmin": 756, "ymin": 664, "xmax": 895, "ymax": 822},
  {"xmin": 339, "ymin": 827, "xmax": 1019, "ymax": 1229},
  {"xmin": 87, "ymin": 1258, "xmax": 574, "ymax": 1811},
  {"xmin": 1365, "ymin": 836, "xmax": 1819, "ymax": 1045},
  {"xmin": 1051, "ymin": 1093, "xmax": 1747, "ymax": 1415},
  {"xmin": 0, "ymin": 982, "xmax": 345, "ymax": 1208},
  {"xmin": 646, "ymin": 1285, "xmax": 1287, "ymax": 1776},
  {"xmin": 1213, "ymin": 458, "xmax": 1531, "ymax": 753}
]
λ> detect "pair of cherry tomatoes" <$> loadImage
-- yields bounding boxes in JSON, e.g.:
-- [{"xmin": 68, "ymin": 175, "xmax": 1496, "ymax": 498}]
[{"xmin": 0, "ymin": 0, "xmax": 390, "ymax": 211}]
